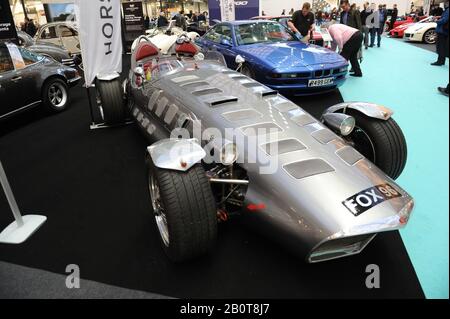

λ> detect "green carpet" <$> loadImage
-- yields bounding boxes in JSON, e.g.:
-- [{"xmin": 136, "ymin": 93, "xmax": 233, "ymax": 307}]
[{"xmin": 339, "ymin": 36, "xmax": 449, "ymax": 299}]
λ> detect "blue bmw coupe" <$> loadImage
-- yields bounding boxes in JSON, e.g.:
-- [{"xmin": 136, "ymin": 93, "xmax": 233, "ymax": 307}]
[{"xmin": 196, "ymin": 20, "xmax": 349, "ymax": 96}]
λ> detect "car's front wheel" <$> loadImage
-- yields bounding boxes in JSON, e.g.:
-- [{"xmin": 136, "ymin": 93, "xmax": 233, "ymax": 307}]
[
  {"xmin": 146, "ymin": 155, "xmax": 217, "ymax": 262},
  {"xmin": 423, "ymin": 29, "xmax": 437, "ymax": 44},
  {"xmin": 42, "ymin": 78, "xmax": 69, "ymax": 113},
  {"xmin": 346, "ymin": 111, "xmax": 407, "ymax": 180}
]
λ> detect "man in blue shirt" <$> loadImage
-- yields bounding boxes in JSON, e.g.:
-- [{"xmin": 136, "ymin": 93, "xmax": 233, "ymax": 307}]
[{"xmin": 431, "ymin": 2, "xmax": 449, "ymax": 66}]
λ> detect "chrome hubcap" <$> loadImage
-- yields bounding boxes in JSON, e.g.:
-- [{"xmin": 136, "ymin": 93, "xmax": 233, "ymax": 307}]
[
  {"xmin": 149, "ymin": 173, "xmax": 170, "ymax": 247},
  {"xmin": 48, "ymin": 83, "xmax": 67, "ymax": 108},
  {"xmin": 425, "ymin": 31, "xmax": 436, "ymax": 43}
]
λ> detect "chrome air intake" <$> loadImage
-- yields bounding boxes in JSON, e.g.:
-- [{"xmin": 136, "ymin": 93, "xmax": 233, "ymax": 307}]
[{"xmin": 308, "ymin": 234, "xmax": 377, "ymax": 263}]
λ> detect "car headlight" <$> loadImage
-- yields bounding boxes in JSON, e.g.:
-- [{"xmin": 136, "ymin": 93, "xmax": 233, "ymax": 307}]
[
  {"xmin": 339, "ymin": 66, "xmax": 348, "ymax": 73},
  {"xmin": 220, "ymin": 142, "xmax": 238, "ymax": 166},
  {"xmin": 322, "ymin": 113, "xmax": 355, "ymax": 136}
]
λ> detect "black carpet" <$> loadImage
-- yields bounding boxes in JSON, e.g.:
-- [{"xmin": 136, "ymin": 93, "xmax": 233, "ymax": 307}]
[{"xmin": 0, "ymin": 66, "xmax": 424, "ymax": 298}]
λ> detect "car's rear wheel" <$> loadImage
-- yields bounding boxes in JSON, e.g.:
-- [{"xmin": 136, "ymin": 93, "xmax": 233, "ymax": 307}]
[
  {"xmin": 346, "ymin": 111, "xmax": 407, "ymax": 180},
  {"xmin": 146, "ymin": 155, "xmax": 217, "ymax": 262},
  {"xmin": 42, "ymin": 78, "xmax": 69, "ymax": 113},
  {"xmin": 423, "ymin": 29, "xmax": 437, "ymax": 44},
  {"xmin": 96, "ymin": 78, "xmax": 126, "ymax": 125}
]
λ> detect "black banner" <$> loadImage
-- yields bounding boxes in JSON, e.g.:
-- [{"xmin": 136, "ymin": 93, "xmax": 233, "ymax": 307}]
[
  {"xmin": 0, "ymin": 0, "xmax": 18, "ymax": 43},
  {"xmin": 122, "ymin": 1, "xmax": 144, "ymax": 52}
]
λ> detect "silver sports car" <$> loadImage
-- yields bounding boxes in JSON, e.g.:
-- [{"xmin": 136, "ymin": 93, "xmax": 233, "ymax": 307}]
[{"xmin": 99, "ymin": 37, "xmax": 412, "ymax": 263}]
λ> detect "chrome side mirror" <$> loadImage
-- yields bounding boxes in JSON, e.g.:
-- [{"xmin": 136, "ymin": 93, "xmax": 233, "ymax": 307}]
[
  {"xmin": 235, "ymin": 55, "xmax": 245, "ymax": 64},
  {"xmin": 322, "ymin": 113, "xmax": 355, "ymax": 136}
]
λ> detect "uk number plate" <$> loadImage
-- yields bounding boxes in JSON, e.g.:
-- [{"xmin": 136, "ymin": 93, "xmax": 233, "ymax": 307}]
[
  {"xmin": 308, "ymin": 77, "xmax": 334, "ymax": 87},
  {"xmin": 342, "ymin": 184, "xmax": 402, "ymax": 216}
]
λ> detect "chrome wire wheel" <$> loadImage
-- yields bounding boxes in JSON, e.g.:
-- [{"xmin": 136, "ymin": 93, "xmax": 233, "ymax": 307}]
[
  {"xmin": 149, "ymin": 172, "xmax": 170, "ymax": 247},
  {"xmin": 48, "ymin": 82, "xmax": 67, "ymax": 109}
]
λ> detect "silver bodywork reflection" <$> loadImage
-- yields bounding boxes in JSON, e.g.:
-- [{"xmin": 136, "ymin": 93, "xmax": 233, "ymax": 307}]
[
  {"xmin": 127, "ymin": 53, "xmax": 414, "ymax": 263},
  {"xmin": 324, "ymin": 102, "xmax": 394, "ymax": 120},
  {"xmin": 148, "ymin": 139, "xmax": 206, "ymax": 172}
]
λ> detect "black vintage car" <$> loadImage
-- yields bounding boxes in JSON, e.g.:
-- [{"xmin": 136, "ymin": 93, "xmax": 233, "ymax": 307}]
[{"xmin": 0, "ymin": 43, "xmax": 81, "ymax": 120}]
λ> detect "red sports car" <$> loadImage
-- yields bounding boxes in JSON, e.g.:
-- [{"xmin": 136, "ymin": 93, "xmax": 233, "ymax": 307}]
[
  {"xmin": 389, "ymin": 22, "xmax": 415, "ymax": 37},
  {"xmin": 385, "ymin": 15, "xmax": 427, "ymax": 32}
]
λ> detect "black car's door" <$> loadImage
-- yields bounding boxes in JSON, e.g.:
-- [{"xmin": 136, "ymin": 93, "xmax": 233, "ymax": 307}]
[
  {"xmin": 0, "ymin": 45, "xmax": 22, "ymax": 118},
  {"xmin": 0, "ymin": 44, "xmax": 43, "ymax": 119},
  {"xmin": 16, "ymin": 47, "xmax": 45, "ymax": 105}
]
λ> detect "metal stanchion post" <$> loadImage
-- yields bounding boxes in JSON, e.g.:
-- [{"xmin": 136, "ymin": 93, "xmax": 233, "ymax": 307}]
[{"xmin": 0, "ymin": 161, "xmax": 47, "ymax": 244}]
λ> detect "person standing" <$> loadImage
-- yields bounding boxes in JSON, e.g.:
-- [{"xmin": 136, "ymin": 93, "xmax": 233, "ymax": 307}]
[
  {"xmin": 144, "ymin": 15, "xmax": 150, "ymax": 30},
  {"xmin": 431, "ymin": 2, "xmax": 449, "ymax": 66},
  {"xmin": 175, "ymin": 10, "xmax": 187, "ymax": 31},
  {"xmin": 340, "ymin": 0, "xmax": 362, "ymax": 30},
  {"xmin": 289, "ymin": 8, "xmax": 295, "ymax": 15},
  {"xmin": 282, "ymin": 9, "xmax": 286, "ymax": 15},
  {"xmin": 438, "ymin": 84, "xmax": 449, "ymax": 96},
  {"xmin": 157, "ymin": 11, "xmax": 169, "ymax": 28},
  {"xmin": 390, "ymin": 4, "xmax": 398, "ymax": 30},
  {"xmin": 288, "ymin": 2, "xmax": 315, "ymax": 39},
  {"xmin": 370, "ymin": 4, "xmax": 386, "ymax": 47},
  {"xmin": 360, "ymin": 2, "xmax": 373, "ymax": 49},
  {"xmin": 198, "ymin": 11, "xmax": 206, "ymax": 22},
  {"xmin": 328, "ymin": 23, "xmax": 364, "ymax": 77},
  {"xmin": 25, "ymin": 18, "xmax": 36, "ymax": 37}
]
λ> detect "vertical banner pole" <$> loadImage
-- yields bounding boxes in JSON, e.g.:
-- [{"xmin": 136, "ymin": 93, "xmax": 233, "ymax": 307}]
[{"xmin": 0, "ymin": 161, "xmax": 24, "ymax": 227}]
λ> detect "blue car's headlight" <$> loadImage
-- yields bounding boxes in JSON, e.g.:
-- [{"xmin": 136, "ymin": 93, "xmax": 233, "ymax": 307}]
[{"xmin": 339, "ymin": 67, "xmax": 348, "ymax": 73}]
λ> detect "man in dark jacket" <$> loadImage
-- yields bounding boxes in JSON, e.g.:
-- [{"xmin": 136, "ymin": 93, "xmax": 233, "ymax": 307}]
[
  {"xmin": 25, "ymin": 18, "xmax": 37, "ymax": 37},
  {"xmin": 157, "ymin": 12, "xmax": 169, "ymax": 28},
  {"xmin": 431, "ymin": 2, "xmax": 449, "ymax": 66},
  {"xmin": 340, "ymin": 0, "xmax": 362, "ymax": 30},
  {"xmin": 360, "ymin": 2, "xmax": 373, "ymax": 49},
  {"xmin": 390, "ymin": 4, "xmax": 398, "ymax": 30}
]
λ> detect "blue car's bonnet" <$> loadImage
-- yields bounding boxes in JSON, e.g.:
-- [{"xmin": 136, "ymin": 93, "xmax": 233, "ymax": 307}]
[{"xmin": 235, "ymin": 42, "xmax": 347, "ymax": 71}]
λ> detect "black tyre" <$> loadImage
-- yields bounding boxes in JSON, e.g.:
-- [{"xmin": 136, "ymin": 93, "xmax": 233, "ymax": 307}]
[
  {"xmin": 146, "ymin": 156, "xmax": 217, "ymax": 262},
  {"xmin": 42, "ymin": 78, "xmax": 69, "ymax": 113},
  {"xmin": 240, "ymin": 63, "xmax": 255, "ymax": 79},
  {"xmin": 423, "ymin": 29, "xmax": 437, "ymax": 44},
  {"xmin": 96, "ymin": 79, "xmax": 125, "ymax": 125},
  {"xmin": 347, "ymin": 111, "xmax": 407, "ymax": 180}
]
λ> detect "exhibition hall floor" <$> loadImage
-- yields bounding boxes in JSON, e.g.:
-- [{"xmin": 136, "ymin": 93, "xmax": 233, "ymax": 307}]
[
  {"xmin": 0, "ymin": 37, "xmax": 447, "ymax": 299},
  {"xmin": 339, "ymin": 37, "xmax": 449, "ymax": 299}
]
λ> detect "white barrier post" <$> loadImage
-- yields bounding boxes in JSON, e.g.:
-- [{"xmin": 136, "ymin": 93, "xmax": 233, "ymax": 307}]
[{"xmin": 0, "ymin": 161, "xmax": 47, "ymax": 244}]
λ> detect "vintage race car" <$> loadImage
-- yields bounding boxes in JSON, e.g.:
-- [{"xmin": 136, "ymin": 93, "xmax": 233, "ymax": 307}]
[
  {"xmin": 134, "ymin": 25, "xmax": 199, "ymax": 55},
  {"xmin": 98, "ymin": 37, "xmax": 413, "ymax": 263},
  {"xmin": 196, "ymin": 20, "xmax": 348, "ymax": 96},
  {"xmin": 404, "ymin": 16, "xmax": 440, "ymax": 44}
]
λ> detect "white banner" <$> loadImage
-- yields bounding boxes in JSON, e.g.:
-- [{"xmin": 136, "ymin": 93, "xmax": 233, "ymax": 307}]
[
  {"xmin": 220, "ymin": 0, "xmax": 236, "ymax": 22},
  {"xmin": 74, "ymin": 0, "xmax": 122, "ymax": 86}
]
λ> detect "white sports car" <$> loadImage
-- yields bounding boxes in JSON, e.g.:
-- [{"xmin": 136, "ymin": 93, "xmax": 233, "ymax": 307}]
[{"xmin": 404, "ymin": 16, "xmax": 440, "ymax": 44}]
